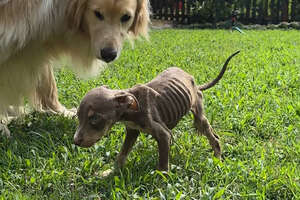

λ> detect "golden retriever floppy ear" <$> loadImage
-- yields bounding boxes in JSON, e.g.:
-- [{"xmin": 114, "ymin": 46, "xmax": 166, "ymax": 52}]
[
  {"xmin": 68, "ymin": 0, "xmax": 88, "ymax": 30},
  {"xmin": 129, "ymin": 0, "xmax": 151, "ymax": 38}
]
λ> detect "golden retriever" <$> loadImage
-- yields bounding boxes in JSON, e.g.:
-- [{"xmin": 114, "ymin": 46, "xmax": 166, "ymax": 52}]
[{"xmin": 0, "ymin": 0, "xmax": 150, "ymax": 136}]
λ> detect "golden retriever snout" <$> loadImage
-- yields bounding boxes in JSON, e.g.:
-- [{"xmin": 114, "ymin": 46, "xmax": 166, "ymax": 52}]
[{"xmin": 100, "ymin": 47, "xmax": 118, "ymax": 63}]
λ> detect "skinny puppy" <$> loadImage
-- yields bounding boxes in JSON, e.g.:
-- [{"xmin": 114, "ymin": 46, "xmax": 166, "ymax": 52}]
[{"xmin": 74, "ymin": 51, "xmax": 240, "ymax": 171}]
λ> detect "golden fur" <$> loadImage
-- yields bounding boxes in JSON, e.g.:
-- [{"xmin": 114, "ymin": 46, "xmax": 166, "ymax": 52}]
[{"xmin": 0, "ymin": 0, "xmax": 150, "ymax": 126}]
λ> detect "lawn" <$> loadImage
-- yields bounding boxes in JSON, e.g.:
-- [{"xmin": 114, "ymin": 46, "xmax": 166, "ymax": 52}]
[{"xmin": 0, "ymin": 29, "xmax": 299, "ymax": 199}]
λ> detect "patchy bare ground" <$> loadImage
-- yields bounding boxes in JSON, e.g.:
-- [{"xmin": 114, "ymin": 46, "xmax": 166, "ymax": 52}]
[{"xmin": 150, "ymin": 19, "xmax": 174, "ymax": 29}]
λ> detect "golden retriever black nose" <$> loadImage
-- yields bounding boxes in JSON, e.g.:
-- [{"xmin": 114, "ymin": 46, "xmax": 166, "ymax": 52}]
[{"xmin": 101, "ymin": 48, "xmax": 117, "ymax": 63}]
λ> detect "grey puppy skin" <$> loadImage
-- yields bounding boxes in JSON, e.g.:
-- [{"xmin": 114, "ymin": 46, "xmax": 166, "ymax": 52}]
[{"xmin": 74, "ymin": 51, "xmax": 240, "ymax": 171}]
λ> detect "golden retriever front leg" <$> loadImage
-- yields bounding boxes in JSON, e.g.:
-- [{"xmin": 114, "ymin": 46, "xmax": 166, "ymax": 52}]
[{"xmin": 32, "ymin": 64, "xmax": 75, "ymax": 117}]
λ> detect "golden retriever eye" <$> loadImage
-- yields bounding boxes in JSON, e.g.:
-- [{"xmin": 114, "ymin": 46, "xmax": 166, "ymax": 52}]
[
  {"xmin": 121, "ymin": 14, "xmax": 131, "ymax": 23},
  {"xmin": 94, "ymin": 11, "xmax": 104, "ymax": 20}
]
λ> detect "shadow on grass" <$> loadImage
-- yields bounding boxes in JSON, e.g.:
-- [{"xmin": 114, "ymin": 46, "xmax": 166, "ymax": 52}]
[
  {"xmin": 90, "ymin": 161, "xmax": 164, "ymax": 198},
  {"xmin": 0, "ymin": 112, "xmax": 77, "ymax": 160},
  {"xmin": 0, "ymin": 112, "xmax": 158, "ymax": 198}
]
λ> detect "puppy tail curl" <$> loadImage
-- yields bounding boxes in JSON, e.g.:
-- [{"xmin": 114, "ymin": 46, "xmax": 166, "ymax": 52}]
[{"xmin": 198, "ymin": 51, "xmax": 240, "ymax": 91}]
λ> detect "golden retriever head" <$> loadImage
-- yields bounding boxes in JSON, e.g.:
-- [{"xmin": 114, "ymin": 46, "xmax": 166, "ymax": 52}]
[{"xmin": 68, "ymin": 0, "xmax": 150, "ymax": 63}]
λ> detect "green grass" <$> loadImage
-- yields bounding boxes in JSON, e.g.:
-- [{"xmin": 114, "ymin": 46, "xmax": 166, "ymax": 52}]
[{"xmin": 1, "ymin": 29, "xmax": 300, "ymax": 199}]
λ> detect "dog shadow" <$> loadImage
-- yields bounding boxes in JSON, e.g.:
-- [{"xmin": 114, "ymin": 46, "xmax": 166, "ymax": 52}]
[
  {"xmin": 0, "ymin": 111, "xmax": 77, "ymax": 158},
  {"xmin": 0, "ymin": 111, "xmax": 156, "ymax": 187}
]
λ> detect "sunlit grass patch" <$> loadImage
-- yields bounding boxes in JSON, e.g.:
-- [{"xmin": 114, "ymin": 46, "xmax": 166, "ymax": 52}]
[{"xmin": 1, "ymin": 29, "xmax": 299, "ymax": 199}]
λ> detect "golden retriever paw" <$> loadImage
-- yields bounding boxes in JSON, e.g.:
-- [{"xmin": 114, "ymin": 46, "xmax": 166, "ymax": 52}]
[
  {"xmin": 41, "ymin": 106, "xmax": 77, "ymax": 118},
  {"xmin": 100, "ymin": 168, "xmax": 114, "ymax": 178},
  {"xmin": 61, "ymin": 107, "xmax": 77, "ymax": 118},
  {"xmin": 0, "ymin": 123, "xmax": 11, "ymax": 138}
]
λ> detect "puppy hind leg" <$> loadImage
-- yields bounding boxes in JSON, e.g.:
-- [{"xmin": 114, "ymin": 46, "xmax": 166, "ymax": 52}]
[{"xmin": 192, "ymin": 98, "xmax": 221, "ymax": 159}]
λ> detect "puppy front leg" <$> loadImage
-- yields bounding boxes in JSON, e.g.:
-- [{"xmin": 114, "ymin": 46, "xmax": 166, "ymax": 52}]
[
  {"xmin": 116, "ymin": 128, "xmax": 140, "ymax": 168},
  {"xmin": 150, "ymin": 121, "xmax": 172, "ymax": 171}
]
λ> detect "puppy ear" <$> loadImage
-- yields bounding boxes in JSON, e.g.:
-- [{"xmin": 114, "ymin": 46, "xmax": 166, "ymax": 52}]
[
  {"xmin": 114, "ymin": 94, "xmax": 139, "ymax": 111},
  {"xmin": 129, "ymin": 0, "xmax": 151, "ymax": 38},
  {"xmin": 68, "ymin": 0, "xmax": 88, "ymax": 30}
]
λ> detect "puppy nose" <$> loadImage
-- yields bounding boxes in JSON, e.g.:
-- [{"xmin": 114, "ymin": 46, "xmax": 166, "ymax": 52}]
[
  {"xmin": 74, "ymin": 137, "xmax": 83, "ymax": 146},
  {"xmin": 100, "ymin": 48, "xmax": 117, "ymax": 63}
]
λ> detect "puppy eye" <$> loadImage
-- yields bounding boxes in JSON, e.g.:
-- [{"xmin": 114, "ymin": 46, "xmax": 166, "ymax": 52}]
[
  {"xmin": 94, "ymin": 11, "xmax": 104, "ymax": 20},
  {"xmin": 121, "ymin": 14, "xmax": 131, "ymax": 23},
  {"xmin": 89, "ymin": 114, "xmax": 106, "ymax": 130},
  {"xmin": 89, "ymin": 114, "xmax": 101, "ymax": 125}
]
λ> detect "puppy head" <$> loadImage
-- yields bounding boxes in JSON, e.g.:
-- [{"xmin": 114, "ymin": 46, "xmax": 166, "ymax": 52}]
[
  {"xmin": 74, "ymin": 86, "xmax": 139, "ymax": 147},
  {"xmin": 68, "ymin": 0, "xmax": 150, "ymax": 63}
]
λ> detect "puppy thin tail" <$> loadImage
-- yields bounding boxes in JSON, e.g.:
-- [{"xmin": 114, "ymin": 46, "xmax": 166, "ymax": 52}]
[{"xmin": 198, "ymin": 50, "xmax": 240, "ymax": 91}]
